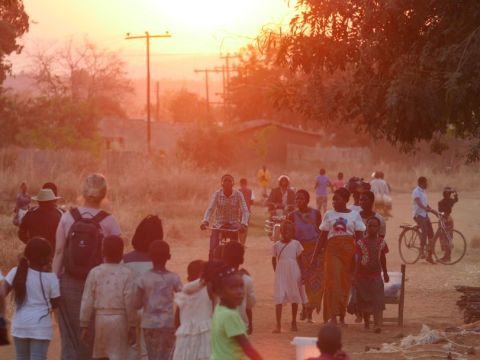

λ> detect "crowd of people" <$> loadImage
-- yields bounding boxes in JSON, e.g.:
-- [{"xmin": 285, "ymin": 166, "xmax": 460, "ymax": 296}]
[{"xmin": 0, "ymin": 167, "xmax": 459, "ymax": 360}]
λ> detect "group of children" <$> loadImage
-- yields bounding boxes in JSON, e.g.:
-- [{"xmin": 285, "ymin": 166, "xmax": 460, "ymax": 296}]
[{"xmin": 0, "ymin": 217, "xmax": 264, "ymax": 360}]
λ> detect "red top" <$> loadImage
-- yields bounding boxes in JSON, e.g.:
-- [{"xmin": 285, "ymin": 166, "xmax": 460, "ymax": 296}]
[{"xmin": 355, "ymin": 236, "xmax": 389, "ymax": 278}]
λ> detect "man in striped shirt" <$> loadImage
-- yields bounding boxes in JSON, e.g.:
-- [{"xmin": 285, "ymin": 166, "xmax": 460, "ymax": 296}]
[{"xmin": 201, "ymin": 174, "xmax": 249, "ymax": 259}]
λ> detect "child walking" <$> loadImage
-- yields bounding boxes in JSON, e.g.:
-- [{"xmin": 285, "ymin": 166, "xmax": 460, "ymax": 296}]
[
  {"xmin": 134, "ymin": 240, "xmax": 182, "ymax": 360},
  {"xmin": 354, "ymin": 217, "xmax": 389, "ymax": 333},
  {"xmin": 210, "ymin": 263, "xmax": 262, "ymax": 360},
  {"xmin": 223, "ymin": 241, "xmax": 256, "ymax": 334},
  {"xmin": 173, "ymin": 260, "xmax": 213, "ymax": 360},
  {"xmin": 307, "ymin": 323, "xmax": 350, "ymax": 360},
  {"xmin": 272, "ymin": 221, "xmax": 306, "ymax": 333},
  {"xmin": 80, "ymin": 235, "xmax": 136, "ymax": 360},
  {"xmin": 3, "ymin": 237, "xmax": 60, "ymax": 360}
]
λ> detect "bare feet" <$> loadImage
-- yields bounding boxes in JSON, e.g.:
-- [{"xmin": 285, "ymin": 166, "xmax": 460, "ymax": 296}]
[{"xmin": 272, "ymin": 327, "xmax": 281, "ymax": 334}]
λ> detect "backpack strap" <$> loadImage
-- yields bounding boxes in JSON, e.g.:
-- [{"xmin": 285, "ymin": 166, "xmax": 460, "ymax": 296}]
[
  {"xmin": 92, "ymin": 210, "xmax": 110, "ymax": 224},
  {"xmin": 70, "ymin": 207, "xmax": 82, "ymax": 222}
]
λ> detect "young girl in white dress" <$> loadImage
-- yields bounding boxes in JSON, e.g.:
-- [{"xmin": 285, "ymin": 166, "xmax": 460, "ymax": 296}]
[
  {"xmin": 173, "ymin": 260, "xmax": 213, "ymax": 360},
  {"xmin": 272, "ymin": 221, "xmax": 306, "ymax": 333}
]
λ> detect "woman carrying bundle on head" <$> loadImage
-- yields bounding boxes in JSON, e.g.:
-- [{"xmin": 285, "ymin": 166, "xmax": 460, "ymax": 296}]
[
  {"xmin": 319, "ymin": 188, "xmax": 366, "ymax": 325},
  {"xmin": 3, "ymin": 237, "xmax": 60, "ymax": 360}
]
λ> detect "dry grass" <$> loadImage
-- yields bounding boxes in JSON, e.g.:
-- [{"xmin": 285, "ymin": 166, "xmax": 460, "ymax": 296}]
[{"xmin": 0, "ymin": 146, "xmax": 479, "ymax": 270}]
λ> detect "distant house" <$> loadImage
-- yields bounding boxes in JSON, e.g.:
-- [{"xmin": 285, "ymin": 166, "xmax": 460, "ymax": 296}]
[
  {"xmin": 98, "ymin": 118, "xmax": 188, "ymax": 153},
  {"xmin": 230, "ymin": 119, "xmax": 325, "ymax": 163}
]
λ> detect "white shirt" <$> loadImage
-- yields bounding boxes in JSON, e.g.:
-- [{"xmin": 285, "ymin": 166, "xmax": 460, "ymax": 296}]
[
  {"xmin": 370, "ymin": 179, "xmax": 390, "ymax": 195},
  {"xmin": 348, "ymin": 204, "xmax": 362, "ymax": 213},
  {"xmin": 6, "ymin": 267, "xmax": 60, "ymax": 340},
  {"xmin": 319, "ymin": 210, "xmax": 366, "ymax": 240},
  {"xmin": 238, "ymin": 273, "xmax": 256, "ymax": 327},
  {"xmin": 412, "ymin": 186, "xmax": 428, "ymax": 217}
]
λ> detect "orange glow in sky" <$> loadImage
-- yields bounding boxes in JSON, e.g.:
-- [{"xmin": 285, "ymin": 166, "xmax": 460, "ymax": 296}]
[{"xmin": 18, "ymin": 0, "xmax": 294, "ymax": 56}]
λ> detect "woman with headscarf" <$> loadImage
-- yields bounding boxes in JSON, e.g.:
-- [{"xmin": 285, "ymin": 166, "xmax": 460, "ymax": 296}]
[
  {"xmin": 319, "ymin": 188, "xmax": 366, "ymax": 325},
  {"xmin": 287, "ymin": 189, "xmax": 323, "ymax": 322}
]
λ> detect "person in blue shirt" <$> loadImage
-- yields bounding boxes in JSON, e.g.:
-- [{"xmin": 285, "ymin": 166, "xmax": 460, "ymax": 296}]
[{"xmin": 314, "ymin": 169, "xmax": 332, "ymax": 215}]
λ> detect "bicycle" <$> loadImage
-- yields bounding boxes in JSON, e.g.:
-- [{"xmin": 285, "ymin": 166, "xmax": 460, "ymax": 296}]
[
  {"xmin": 398, "ymin": 212, "xmax": 466, "ymax": 265},
  {"xmin": 203, "ymin": 224, "xmax": 241, "ymax": 260}
]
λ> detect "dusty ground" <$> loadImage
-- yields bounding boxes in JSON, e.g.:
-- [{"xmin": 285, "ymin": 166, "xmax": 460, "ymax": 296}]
[{"xmin": 1, "ymin": 191, "xmax": 480, "ymax": 359}]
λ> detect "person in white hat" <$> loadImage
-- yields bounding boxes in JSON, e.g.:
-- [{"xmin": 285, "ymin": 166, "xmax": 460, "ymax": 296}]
[{"xmin": 18, "ymin": 188, "xmax": 63, "ymax": 248}]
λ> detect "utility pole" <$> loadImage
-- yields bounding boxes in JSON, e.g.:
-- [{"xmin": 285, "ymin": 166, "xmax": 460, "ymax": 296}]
[
  {"xmin": 125, "ymin": 31, "xmax": 171, "ymax": 154},
  {"xmin": 155, "ymin": 81, "xmax": 160, "ymax": 121},
  {"xmin": 194, "ymin": 68, "xmax": 221, "ymax": 115},
  {"xmin": 220, "ymin": 53, "xmax": 238, "ymax": 120}
]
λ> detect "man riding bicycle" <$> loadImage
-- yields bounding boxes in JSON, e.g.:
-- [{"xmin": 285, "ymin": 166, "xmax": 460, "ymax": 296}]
[
  {"xmin": 267, "ymin": 175, "xmax": 295, "ymax": 217},
  {"xmin": 412, "ymin": 176, "xmax": 437, "ymax": 264},
  {"xmin": 200, "ymin": 174, "xmax": 249, "ymax": 259}
]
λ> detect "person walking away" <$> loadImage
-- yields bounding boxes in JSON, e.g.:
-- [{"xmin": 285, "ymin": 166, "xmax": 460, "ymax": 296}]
[
  {"xmin": 223, "ymin": 242, "xmax": 256, "ymax": 334},
  {"xmin": 18, "ymin": 189, "xmax": 63, "ymax": 250},
  {"xmin": 287, "ymin": 189, "xmax": 323, "ymax": 323},
  {"xmin": 3, "ymin": 237, "xmax": 60, "ymax": 360},
  {"xmin": 319, "ymin": 188, "xmax": 366, "ymax": 325},
  {"xmin": 238, "ymin": 178, "xmax": 254, "ymax": 245},
  {"xmin": 53, "ymin": 173, "xmax": 121, "ymax": 360},
  {"xmin": 306, "ymin": 323, "xmax": 350, "ymax": 360},
  {"xmin": 80, "ymin": 235, "xmax": 136, "ymax": 360},
  {"xmin": 200, "ymin": 174, "xmax": 249, "ymax": 260},
  {"xmin": 256, "ymin": 165, "xmax": 271, "ymax": 199},
  {"xmin": 437, "ymin": 187, "xmax": 459, "ymax": 262},
  {"xmin": 210, "ymin": 264, "xmax": 263, "ymax": 360},
  {"xmin": 124, "ymin": 215, "xmax": 163, "ymax": 359},
  {"xmin": 412, "ymin": 176, "xmax": 436, "ymax": 264},
  {"xmin": 13, "ymin": 182, "xmax": 31, "ymax": 226},
  {"xmin": 370, "ymin": 172, "xmax": 391, "ymax": 217},
  {"xmin": 314, "ymin": 169, "xmax": 332, "ymax": 214},
  {"xmin": 134, "ymin": 241, "xmax": 182, "ymax": 360},
  {"xmin": 173, "ymin": 260, "xmax": 213, "ymax": 360},
  {"xmin": 332, "ymin": 173, "xmax": 345, "ymax": 192},
  {"xmin": 353, "ymin": 217, "xmax": 389, "ymax": 333},
  {"xmin": 267, "ymin": 175, "xmax": 296, "ymax": 217},
  {"xmin": 272, "ymin": 221, "xmax": 306, "ymax": 333}
]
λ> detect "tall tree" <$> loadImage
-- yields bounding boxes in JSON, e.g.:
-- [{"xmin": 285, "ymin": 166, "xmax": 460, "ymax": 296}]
[
  {"xmin": 0, "ymin": 0, "xmax": 29, "ymax": 85},
  {"xmin": 275, "ymin": 0, "xmax": 480, "ymax": 160}
]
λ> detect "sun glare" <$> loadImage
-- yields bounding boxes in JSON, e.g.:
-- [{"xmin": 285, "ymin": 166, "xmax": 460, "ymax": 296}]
[{"xmin": 156, "ymin": 0, "xmax": 273, "ymax": 31}]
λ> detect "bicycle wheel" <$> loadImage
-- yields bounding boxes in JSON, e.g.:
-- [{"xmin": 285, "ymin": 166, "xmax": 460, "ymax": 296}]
[
  {"xmin": 433, "ymin": 229, "xmax": 467, "ymax": 265},
  {"xmin": 398, "ymin": 228, "xmax": 422, "ymax": 264}
]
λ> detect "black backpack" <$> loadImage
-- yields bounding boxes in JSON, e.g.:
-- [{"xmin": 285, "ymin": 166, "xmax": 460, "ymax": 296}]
[{"xmin": 64, "ymin": 208, "xmax": 109, "ymax": 280}]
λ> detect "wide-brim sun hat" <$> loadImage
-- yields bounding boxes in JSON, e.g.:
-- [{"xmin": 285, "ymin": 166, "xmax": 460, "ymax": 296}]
[{"xmin": 32, "ymin": 188, "xmax": 61, "ymax": 202}]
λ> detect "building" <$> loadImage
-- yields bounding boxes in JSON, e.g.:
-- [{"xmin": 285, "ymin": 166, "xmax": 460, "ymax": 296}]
[{"xmin": 231, "ymin": 119, "xmax": 325, "ymax": 163}]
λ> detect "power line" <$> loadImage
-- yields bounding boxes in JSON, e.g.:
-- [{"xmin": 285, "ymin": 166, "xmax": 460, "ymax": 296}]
[
  {"xmin": 125, "ymin": 31, "xmax": 172, "ymax": 154},
  {"xmin": 194, "ymin": 68, "xmax": 222, "ymax": 115}
]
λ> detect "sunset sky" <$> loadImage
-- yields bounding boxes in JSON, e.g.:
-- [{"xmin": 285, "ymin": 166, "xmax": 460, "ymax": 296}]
[{"xmin": 11, "ymin": 0, "xmax": 295, "ymax": 78}]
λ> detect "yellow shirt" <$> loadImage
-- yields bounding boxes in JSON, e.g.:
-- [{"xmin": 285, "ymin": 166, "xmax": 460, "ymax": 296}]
[{"xmin": 257, "ymin": 169, "xmax": 271, "ymax": 188}]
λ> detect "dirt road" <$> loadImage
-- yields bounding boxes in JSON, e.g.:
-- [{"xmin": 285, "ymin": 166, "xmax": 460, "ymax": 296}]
[{"xmin": 1, "ymin": 191, "xmax": 479, "ymax": 359}]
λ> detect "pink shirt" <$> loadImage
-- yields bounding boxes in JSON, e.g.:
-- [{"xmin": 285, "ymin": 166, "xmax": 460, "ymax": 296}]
[{"xmin": 332, "ymin": 180, "xmax": 345, "ymax": 191}]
